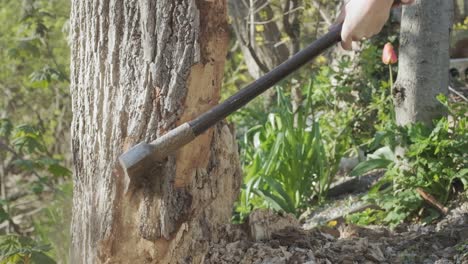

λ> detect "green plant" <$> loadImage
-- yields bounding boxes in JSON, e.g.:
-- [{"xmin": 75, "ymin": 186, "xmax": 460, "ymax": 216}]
[
  {"xmin": 0, "ymin": 1, "xmax": 71, "ymax": 261},
  {"xmin": 231, "ymin": 51, "xmax": 394, "ymax": 221},
  {"xmin": 0, "ymin": 235, "xmax": 55, "ymax": 264},
  {"xmin": 0, "ymin": 0, "xmax": 70, "ymax": 154},
  {"xmin": 349, "ymin": 95, "xmax": 468, "ymax": 227},
  {"xmin": 234, "ymin": 80, "xmax": 349, "ymax": 220},
  {"xmin": 0, "ymin": 119, "xmax": 71, "ymax": 191},
  {"xmin": 345, "ymin": 208, "xmax": 387, "ymax": 226},
  {"xmin": 0, "ymin": 119, "xmax": 71, "ymax": 262}
]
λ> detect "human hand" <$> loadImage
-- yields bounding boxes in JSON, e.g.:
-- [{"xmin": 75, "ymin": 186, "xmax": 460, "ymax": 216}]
[{"xmin": 337, "ymin": 0, "xmax": 415, "ymax": 50}]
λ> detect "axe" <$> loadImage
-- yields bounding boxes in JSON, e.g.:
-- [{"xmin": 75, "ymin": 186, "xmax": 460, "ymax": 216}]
[{"xmin": 120, "ymin": 1, "xmax": 402, "ymax": 185}]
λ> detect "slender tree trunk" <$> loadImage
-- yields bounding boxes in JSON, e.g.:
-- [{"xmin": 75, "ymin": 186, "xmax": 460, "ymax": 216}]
[
  {"xmin": 228, "ymin": 0, "xmax": 290, "ymax": 79},
  {"xmin": 464, "ymin": 0, "xmax": 468, "ymax": 16},
  {"xmin": 454, "ymin": 0, "xmax": 462, "ymax": 22},
  {"xmin": 70, "ymin": 1, "xmax": 242, "ymax": 263},
  {"xmin": 394, "ymin": 0, "xmax": 453, "ymax": 126}
]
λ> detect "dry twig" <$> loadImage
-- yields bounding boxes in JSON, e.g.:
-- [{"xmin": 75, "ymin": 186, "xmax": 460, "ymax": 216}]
[{"xmin": 416, "ymin": 188, "xmax": 449, "ymax": 215}]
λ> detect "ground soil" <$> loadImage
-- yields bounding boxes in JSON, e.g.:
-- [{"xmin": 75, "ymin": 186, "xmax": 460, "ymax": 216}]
[{"xmin": 205, "ymin": 195, "xmax": 467, "ymax": 264}]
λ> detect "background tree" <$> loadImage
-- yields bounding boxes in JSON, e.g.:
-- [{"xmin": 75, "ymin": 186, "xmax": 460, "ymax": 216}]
[
  {"xmin": 70, "ymin": 1, "xmax": 241, "ymax": 263},
  {"xmin": 394, "ymin": 0, "xmax": 454, "ymax": 126}
]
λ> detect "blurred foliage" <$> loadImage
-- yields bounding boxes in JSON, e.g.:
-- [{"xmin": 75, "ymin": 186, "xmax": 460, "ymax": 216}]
[
  {"xmin": 454, "ymin": 17, "xmax": 468, "ymax": 30},
  {"xmin": 223, "ymin": 0, "xmax": 342, "ymax": 99},
  {"xmin": 0, "ymin": 235, "xmax": 55, "ymax": 264},
  {"xmin": 0, "ymin": 0, "xmax": 71, "ymax": 155},
  {"xmin": 348, "ymin": 95, "xmax": 467, "ymax": 227},
  {"xmin": 0, "ymin": 119, "xmax": 71, "ymax": 263},
  {"xmin": 0, "ymin": 0, "xmax": 71, "ymax": 262}
]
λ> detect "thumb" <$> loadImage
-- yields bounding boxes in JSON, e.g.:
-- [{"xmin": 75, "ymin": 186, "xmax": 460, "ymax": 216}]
[{"xmin": 341, "ymin": 24, "xmax": 353, "ymax": 51}]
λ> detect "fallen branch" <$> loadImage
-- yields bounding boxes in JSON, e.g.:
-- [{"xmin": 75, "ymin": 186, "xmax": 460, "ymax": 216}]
[
  {"xmin": 449, "ymin": 86, "xmax": 468, "ymax": 102},
  {"xmin": 416, "ymin": 188, "xmax": 449, "ymax": 215}
]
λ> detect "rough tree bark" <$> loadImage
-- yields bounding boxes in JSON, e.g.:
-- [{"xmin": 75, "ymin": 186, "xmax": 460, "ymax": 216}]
[
  {"xmin": 394, "ymin": 0, "xmax": 453, "ymax": 126},
  {"xmin": 70, "ymin": 1, "xmax": 241, "ymax": 263}
]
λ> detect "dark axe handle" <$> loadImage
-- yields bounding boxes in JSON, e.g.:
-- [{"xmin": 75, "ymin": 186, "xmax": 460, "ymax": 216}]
[
  {"xmin": 119, "ymin": 25, "xmax": 342, "ymax": 178},
  {"xmin": 119, "ymin": 0, "xmax": 402, "ymax": 180},
  {"xmin": 191, "ymin": 0, "xmax": 402, "ymax": 136},
  {"xmin": 189, "ymin": 25, "xmax": 342, "ymax": 136}
]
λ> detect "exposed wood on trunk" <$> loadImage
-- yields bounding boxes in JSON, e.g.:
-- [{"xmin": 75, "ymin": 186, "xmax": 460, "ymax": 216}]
[{"xmin": 70, "ymin": 0, "xmax": 241, "ymax": 263}]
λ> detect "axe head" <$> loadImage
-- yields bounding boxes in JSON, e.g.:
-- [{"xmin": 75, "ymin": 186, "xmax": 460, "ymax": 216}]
[
  {"xmin": 119, "ymin": 142, "xmax": 160, "ymax": 192},
  {"xmin": 119, "ymin": 123, "xmax": 196, "ymax": 191}
]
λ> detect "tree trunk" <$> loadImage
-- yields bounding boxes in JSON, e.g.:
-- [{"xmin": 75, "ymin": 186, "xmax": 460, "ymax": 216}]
[
  {"xmin": 228, "ymin": 0, "xmax": 290, "ymax": 79},
  {"xmin": 70, "ymin": 1, "xmax": 242, "ymax": 263},
  {"xmin": 454, "ymin": 0, "xmax": 462, "ymax": 22},
  {"xmin": 394, "ymin": 0, "xmax": 453, "ymax": 126},
  {"xmin": 464, "ymin": 0, "xmax": 468, "ymax": 17}
]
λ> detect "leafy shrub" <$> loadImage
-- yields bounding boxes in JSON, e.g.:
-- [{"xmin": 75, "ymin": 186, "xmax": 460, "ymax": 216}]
[
  {"xmin": 349, "ymin": 95, "xmax": 468, "ymax": 227},
  {"xmin": 0, "ymin": 119, "xmax": 71, "ymax": 262},
  {"xmin": 231, "ymin": 47, "xmax": 397, "ymax": 221},
  {"xmin": 0, "ymin": 1, "xmax": 71, "ymax": 261},
  {"xmin": 0, "ymin": 235, "xmax": 55, "ymax": 264}
]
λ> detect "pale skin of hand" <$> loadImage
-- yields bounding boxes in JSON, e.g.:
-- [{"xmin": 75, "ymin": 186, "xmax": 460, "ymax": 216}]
[{"xmin": 338, "ymin": 0, "xmax": 415, "ymax": 50}]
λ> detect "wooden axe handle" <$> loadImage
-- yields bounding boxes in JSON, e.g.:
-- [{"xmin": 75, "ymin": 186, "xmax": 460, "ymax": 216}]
[
  {"xmin": 119, "ymin": 0, "xmax": 404, "ymax": 181},
  {"xmin": 120, "ymin": 24, "xmax": 342, "ymax": 179},
  {"xmin": 189, "ymin": 25, "xmax": 342, "ymax": 136},
  {"xmin": 189, "ymin": 0, "xmax": 402, "ymax": 136}
]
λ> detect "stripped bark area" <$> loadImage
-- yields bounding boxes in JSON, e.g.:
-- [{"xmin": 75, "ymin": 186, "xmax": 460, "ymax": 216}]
[{"xmin": 70, "ymin": 0, "xmax": 241, "ymax": 263}]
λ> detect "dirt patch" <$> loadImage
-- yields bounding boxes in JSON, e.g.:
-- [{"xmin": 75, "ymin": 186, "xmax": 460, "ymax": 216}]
[{"xmin": 205, "ymin": 201, "xmax": 468, "ymax": 263}]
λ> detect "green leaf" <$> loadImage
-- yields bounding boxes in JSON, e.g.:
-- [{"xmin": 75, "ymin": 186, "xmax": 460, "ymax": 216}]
[
  {"xmin": 454, "ymin": 169, "xmax": 468, "ymax": 187},
  {"xmin": 254, "ymin": 188, "xmax": 293, "ymax": 214},
  {"xmin": 367, "ymin": 146, "xmax": 394, "ymax": 161},
  {"xmin": 262, "ymin": 177, "xmax": 295, "ymax": 212},
  {"xmin": 368, "ymin": 131, "xmax": 386, "ymax": 151},
  {"xmin": 13, "ymin": 159, "xmax": 36, "ymax": 171},
  {"xmin": 48, "ymin": 164, "xmax": 71, "ymax": 178},
  {"xmin": 31, "ymin": 251, "xmax": 56, "ymax": 264},
  {"xmin": 0, "ymin": 206, "xmax": 10, "ymax": 222},
  {"xmin": 12, "ymin": 135, "xmax": 45, "ymax": 154},
  {"xmin": 0, "ymin": 119, "xmax": 13, "ymax": 138},
  {"xmin": 31, "ymin": 182, "xmax": 44, "ymax": 195},
  {"xmin": 351, "ymin": 159, "xmax": 393, "ymax": 177}
]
